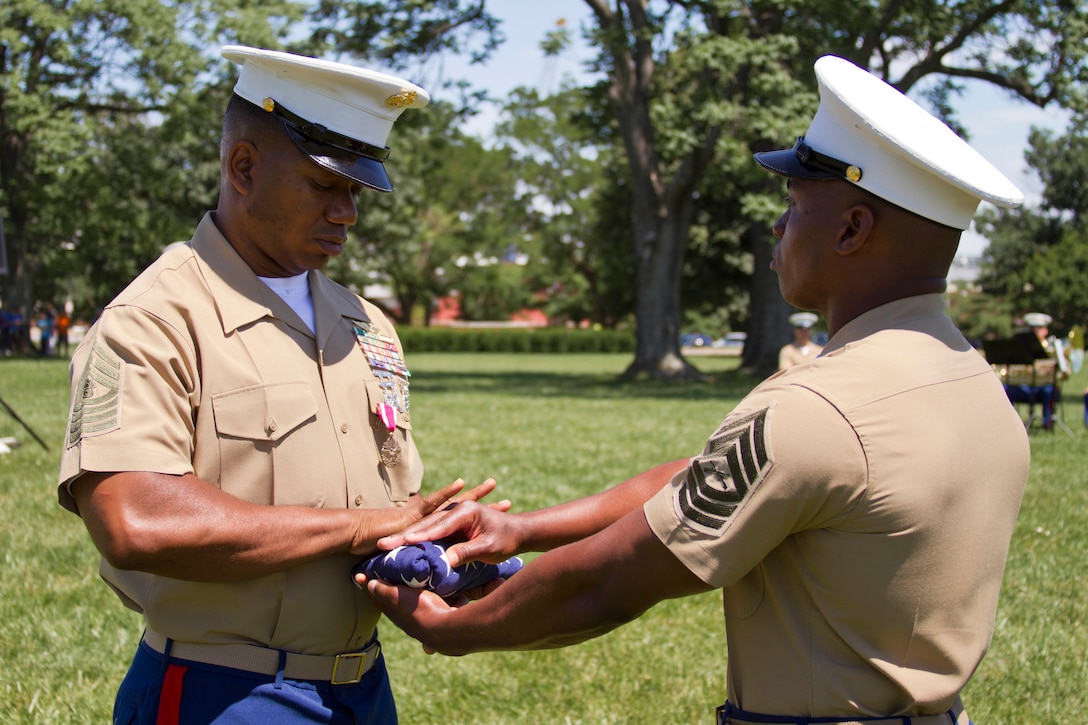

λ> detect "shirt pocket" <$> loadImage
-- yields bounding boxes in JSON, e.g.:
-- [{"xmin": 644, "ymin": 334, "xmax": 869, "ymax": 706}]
[
  {"xmin": 363, "ymin": 379, "xmax": 415, "ymax": 503},
  {"xmin": 211, "ymin": 382, "xmax": 320, "ymax": 505}
]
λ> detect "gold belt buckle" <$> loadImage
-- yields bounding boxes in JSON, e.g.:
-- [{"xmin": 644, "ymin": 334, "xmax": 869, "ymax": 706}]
[{"xmin": 330, "ymin": 646, "xmax": 376, "ymax": 685}]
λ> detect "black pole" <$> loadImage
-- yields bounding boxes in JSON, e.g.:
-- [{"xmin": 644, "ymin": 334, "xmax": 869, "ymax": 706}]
[{"xmin": 0, "ymin": 392, "xmax": 50, "ymax": 450}]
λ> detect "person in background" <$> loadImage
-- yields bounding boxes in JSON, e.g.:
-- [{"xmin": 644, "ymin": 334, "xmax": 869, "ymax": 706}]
[
  {"xmin": 55, "ymin": 307, "xmax": 71, "ymax": 357},
  {"xmin": 58, "ymin": 46, "xmax": 498, "ymax": 724},
  {"xmin": 0, "ymin": 303, "xmax": 13, "ymax": 356},
  {"xmin": 1012, "ymin": 312, "xmax": 1055, "ymax": 359},
  {"xmin": 777, "ymin": 311, "xmax": 823, "ymax": 370},
  {"xmin": 1007, "ymin": 311, "xmax": 1064, "ymax": 430},
  {"xmin": 4, "ymin": 305, "xmax": 26, "ymax": 354},
  {"xmin": 36, "ymin": 304, "xmax": 55, "ymax": 356},
  {"xmin": 364, "ymin": 55, "xmax": 1029, "ymax": 725}
]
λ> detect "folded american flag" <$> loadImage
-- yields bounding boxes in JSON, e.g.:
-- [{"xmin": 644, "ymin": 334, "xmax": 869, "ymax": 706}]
[{"xmin": 353, "ymin": 540, "xmax": 523, "ymax": 598}]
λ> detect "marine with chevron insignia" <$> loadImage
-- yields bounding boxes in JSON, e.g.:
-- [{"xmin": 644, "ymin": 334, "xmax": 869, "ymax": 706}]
[
  {"xmin": 364, "ymin": 55, "xmax": 1030, "ymax": 725},
  {"xmin": 57, "ymin": 47, "xmax": 502, "ymax": 724}
]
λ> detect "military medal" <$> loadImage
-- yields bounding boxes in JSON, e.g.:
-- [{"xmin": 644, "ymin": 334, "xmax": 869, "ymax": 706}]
[
  {"xmin": 353, "ymin": 321, "xmax": 411, "ymax": 467},
  {"xmin": 377, "ymin": 403, "xmax": 402, "ymax": 467}
]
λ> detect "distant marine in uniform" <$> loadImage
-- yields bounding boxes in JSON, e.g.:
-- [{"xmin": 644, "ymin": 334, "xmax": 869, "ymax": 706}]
[{"xmin": 778, "ymin": 311, "xmax": 823, "ymax": 370}]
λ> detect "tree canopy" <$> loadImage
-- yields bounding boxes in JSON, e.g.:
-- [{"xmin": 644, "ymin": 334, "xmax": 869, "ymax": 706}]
[
  {"xmin": 979, "ymin": 120, "xmax": 1088, "ymax": 335},
  {"xmin": 317, "ymin": 0, "xmax": 1088, "ymax": 378},
  {"xmin": 0, "ymin": 0, "xmax": 307, "ymax": 315},
  {"xmin": 4, "ymin": 0, "xmax": 1088, "ymax": 383}
]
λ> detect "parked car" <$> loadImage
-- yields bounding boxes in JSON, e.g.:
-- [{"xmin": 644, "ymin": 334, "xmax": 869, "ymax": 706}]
[
  {"xmin": 680, "ymin": 332, "xmax": 714, "ymax": 348},
  {"xmin": 719, "ymin": 332, "xmax": 747, "ymax": 352}
]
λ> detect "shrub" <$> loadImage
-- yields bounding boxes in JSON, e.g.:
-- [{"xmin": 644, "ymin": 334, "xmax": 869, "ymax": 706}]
[{"xmin": 397, "ymin": 326, "xmax": 636, "ymax": 354}]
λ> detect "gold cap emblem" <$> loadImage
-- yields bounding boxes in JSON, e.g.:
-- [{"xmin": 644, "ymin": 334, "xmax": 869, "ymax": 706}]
[
  {"xmin": 845, "ymin": 165, "xmax": 862, "ymax": 183},
  {"xmin": 385, "ymin": 91, "xmax": 418, "ymax": 109},
  {"xmin": 262, "ymin": 97, "xmax": 276, "ymax": 112}
]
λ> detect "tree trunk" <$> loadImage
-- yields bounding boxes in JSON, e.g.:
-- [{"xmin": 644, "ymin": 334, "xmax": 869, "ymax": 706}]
[
  {"xmin": 0, "ymin": 214, "xmax": 34, "ymax": 313},
  {"xmin": 741, "ymin": 229, "xmax": 792, "ymax": 380},
  {"xmin": 622, "ymin": 206, "xmax": 705, "ymax": 381},
  {"xmin": 394, "ymin": 287, "xmax": 416, "ymax": 326},
  {"xmin": 0, "ymin": 129, "xmax": 34, "ymax": 312}
]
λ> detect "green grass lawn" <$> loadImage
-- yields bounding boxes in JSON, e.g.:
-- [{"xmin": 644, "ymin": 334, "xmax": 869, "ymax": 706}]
[{"xmin": 1, "ymin": 352, "xmax": 1085, "ymax": 723}]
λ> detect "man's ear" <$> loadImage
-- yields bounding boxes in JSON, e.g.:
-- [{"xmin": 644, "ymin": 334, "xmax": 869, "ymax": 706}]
[
  {"xmin": 835, "ymin": 204, "xmax": 875, "ymax": 255},
  {"xmin": 225, "ymin": 141, "xmax": 257, "ymax": 196}
]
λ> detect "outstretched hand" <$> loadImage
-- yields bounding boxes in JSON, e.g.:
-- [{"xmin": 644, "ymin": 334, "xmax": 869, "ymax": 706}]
[
  {"xmin": 415, "ymin": 478, "xmax": 496, "ymax": 517},
  {"xmin": 450, "ymin": 478, "xmax": 511, "ymax": 511},
  {"xmin": 349, "ymin": 479, "xmax": 506, "ymax": 556},
  {"xmin": 377, "ymin": 499, "xmax": 523, "ymax": 568}
]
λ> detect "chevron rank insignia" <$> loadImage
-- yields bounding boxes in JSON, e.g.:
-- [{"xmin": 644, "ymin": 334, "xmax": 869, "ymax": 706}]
[
  {"xmin": 68, "ymin": 340, "xmax": 123, "ymax": 447},
  {"xmin": 675, "ymin": 407, "xmax": 773, "ymax": 534}
]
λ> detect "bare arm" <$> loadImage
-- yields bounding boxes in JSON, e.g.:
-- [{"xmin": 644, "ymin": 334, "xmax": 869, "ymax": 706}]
[
  {"xmin": 366, "ymin": 506, "xmax": 712, "ymax": 655},
  {"xmin": 376, "ymin": 458, "xmax": 690, "ymax": 567},
  {"xmin": 71, "ymin": 471, "xmax": 495, "ymax": 582},
  {"xmin": 513, "ymin": 458, "xmax": 690, "ymax": 551}
]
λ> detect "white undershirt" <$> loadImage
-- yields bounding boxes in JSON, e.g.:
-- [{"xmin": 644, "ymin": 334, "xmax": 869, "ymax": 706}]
[{"xmin": 259, "ymin": 272, "xmax": 315, "ymax": 333}]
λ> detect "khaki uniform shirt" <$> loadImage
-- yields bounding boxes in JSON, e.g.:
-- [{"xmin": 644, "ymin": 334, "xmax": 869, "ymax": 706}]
[
  {"xmin": 645, "ymin": 294, "xmax": 1028, "ymax": 717},
  {"xmin": 778, "ymin": 342, "xmax": 824, "ymax": 371},
  {"xmin": 58, "ymin": 213, "xmax": 423, "ymax": 656}
]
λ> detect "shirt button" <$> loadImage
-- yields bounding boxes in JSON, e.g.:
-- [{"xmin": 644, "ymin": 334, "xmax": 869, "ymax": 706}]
[
  {"xmin": 354, "ymin": 495, "xmax": 363, "ymax": 506},
  {"xmin": 267, "ymin": 418, "xmax": 277, "ymax": 432},
  {"xmin": 341, "ymin": 423, "xmax": 349, "ymax": 433}
]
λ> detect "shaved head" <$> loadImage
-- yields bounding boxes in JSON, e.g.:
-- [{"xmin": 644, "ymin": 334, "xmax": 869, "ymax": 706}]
[{"xmin": 220, "ymin": 94, "xmax": 285, "ymax": 161}]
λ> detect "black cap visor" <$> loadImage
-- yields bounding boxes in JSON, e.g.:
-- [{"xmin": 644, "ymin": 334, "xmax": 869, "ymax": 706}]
[
  {"xmin": 754, "ymin": 137, "xmax": 861, "ymax": 183},
  {"xmin": 282, "ymin": 124, "xmax": 394, "ymax": 192}
]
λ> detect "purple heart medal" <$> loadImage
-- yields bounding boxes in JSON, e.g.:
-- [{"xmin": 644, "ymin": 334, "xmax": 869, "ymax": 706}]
[{"xmin": 377, "ymin": 402, "xmax": 402, "ymax": 467}]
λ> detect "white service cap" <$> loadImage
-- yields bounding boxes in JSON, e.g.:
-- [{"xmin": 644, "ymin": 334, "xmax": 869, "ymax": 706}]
[
  {"xmin": 221, "ymin": 45, "xmax": 429, "ymax": 193},
  {"xmin": 754, "ymin": 56, "xmax": 1024, "ymax": 230},
  {"xmin": 1023, "ymin": 312, "xmax": 1052, "ymax": 327},
  {"xmin": 789, "ymin": 312, "xmax": 819, "ymax": 328}
]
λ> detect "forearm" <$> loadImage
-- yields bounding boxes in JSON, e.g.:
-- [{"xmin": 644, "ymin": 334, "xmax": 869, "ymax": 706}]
[
  {"xmin": 514, "ymin": 458, "xmax": 689, "ymax": 552},
  {"xmin": 120, "ymin": 502, "xmax": 361, "ymax": 581},
  {"xmin": 73, "ymin": 471, "xmax": 424, "ymax": 582}
]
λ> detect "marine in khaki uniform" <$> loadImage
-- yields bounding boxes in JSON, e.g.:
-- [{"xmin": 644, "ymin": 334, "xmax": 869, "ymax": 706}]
[
  {"xmin": 778, "ymin": 311, "xmax": 823, "ymax": 370},
  {"xmin": 59, "ymin": 46, "xmax": 497, "ymax": 724},
  {"xmin": 363, "ymin": 56, "xmax": 1030, "ymax": 724}
]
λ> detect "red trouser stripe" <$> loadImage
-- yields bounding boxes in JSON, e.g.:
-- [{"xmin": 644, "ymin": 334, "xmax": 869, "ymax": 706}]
[{"xmin": 155, "ymin": 664, "xmax": 189, "ymax": 725}]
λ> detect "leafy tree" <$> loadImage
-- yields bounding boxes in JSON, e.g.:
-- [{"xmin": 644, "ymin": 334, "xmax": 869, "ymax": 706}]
[
  {"xmin": 590, "ymin": 0, "xmax": 1088, "ymax": 378},
  {"xmin": 325, "ymin": 99, "xmax": 528, "ymax": 325},
  {"xmin": 313, "ymin": 0, "xmax": 1088, "ymax": 380},
  {"xmin": 455, "ymin": 260, "xmax": 534, "ymax": 321},
  {"xmin": 492, "ymin": 84, "xmax": 632, "ymax": 327},
  {"xmin": 308, "ymin": 0, "xmax": 503, "ymax": 66},
  {"xmin": 12, "ymin": 0, "xmax": 1085, "ymax": 377},
  {"xmin": 0, "ymin": 0, "xmax": 305, "ymax": 315},
  {"xmin": 572, "ymin": 4, "xmax": 792, "ymax": 379},
  {"xmin": 945, "ymin": 289, "xmax": 1017, "ymax": 343},
  {"xmin": 979, "ymin": 121, "xmax": 1088, "ymax": 334},
  {"xmin": 55, "ymin": 83, "xmax": 229, "ymax": 316}
]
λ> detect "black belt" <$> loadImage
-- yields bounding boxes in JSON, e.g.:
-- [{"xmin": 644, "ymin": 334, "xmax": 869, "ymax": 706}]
[{"xmin": 716, "ymin": 698, "xmax": 965, "ymax": 725}]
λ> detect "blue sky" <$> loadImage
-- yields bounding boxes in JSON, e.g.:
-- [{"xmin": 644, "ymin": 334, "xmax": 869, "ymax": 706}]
[{"xmin": 419, "ymin": 0, "xmax": 1069, "ymax": 258}]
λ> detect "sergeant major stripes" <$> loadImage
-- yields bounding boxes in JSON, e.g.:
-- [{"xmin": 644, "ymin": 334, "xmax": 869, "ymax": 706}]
[
  {"xmin": 68, "ymin": 341, "xmax": 124, "ymax": 447},
  {"xmin": 677, "ymin": 407, "xmax": 772, "ymax": 533}
]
